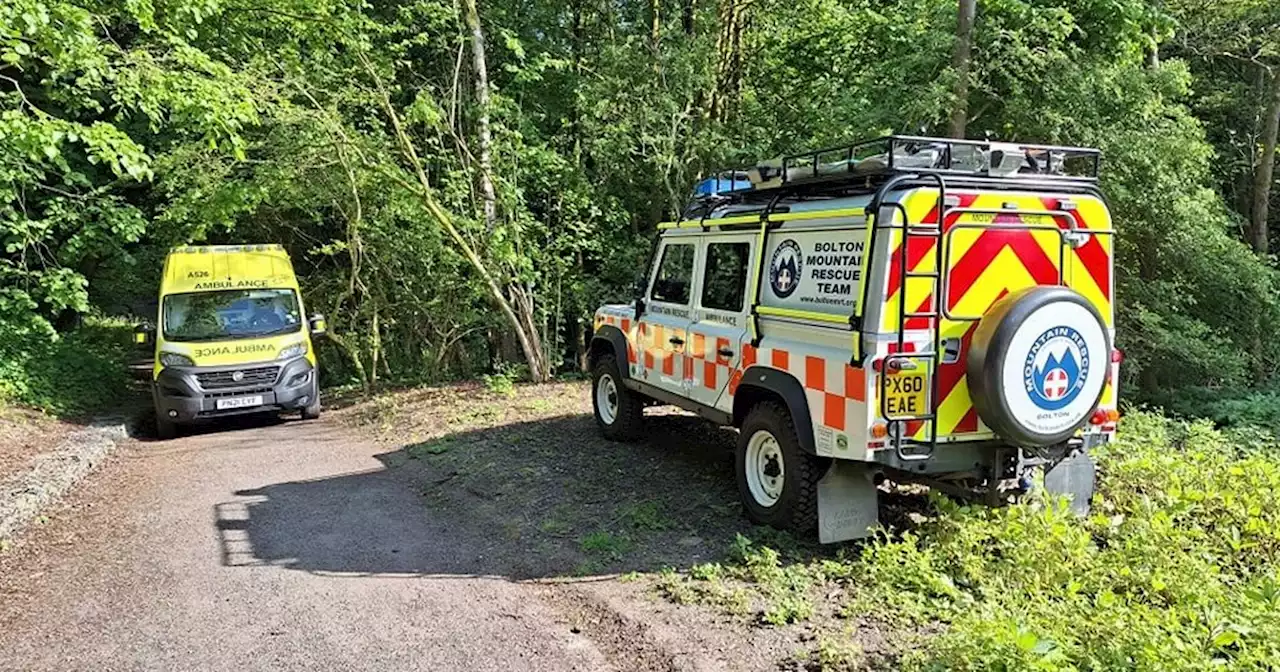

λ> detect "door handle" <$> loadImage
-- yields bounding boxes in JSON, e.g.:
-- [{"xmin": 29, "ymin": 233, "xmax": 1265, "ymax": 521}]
[
  {"xmin": 718, "ymin": 347, "xmax": 735, "ymax": 358},
  {"xmin": 669, "ymin": 337, "xmax": 685, "ymax": 346}
]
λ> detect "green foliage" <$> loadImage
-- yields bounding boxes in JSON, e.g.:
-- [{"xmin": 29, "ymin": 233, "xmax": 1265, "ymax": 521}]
[
  {"xmin": 617, "ymin": 501, "xmax": 673, "ymax": 532},
  {"xmin": 579, "ymin": 530, "xmax": 632, "ymax": 560},
  {"xmin": 665, "ymin": 412, "xmax": 1280, "ymax": 668},
  {"xmin": 807, "ymin": 636, "xmax": 865, "ymax": 672},
  {"xmin": 0, "ymin": 316, "xmax": 132, "ymax": 416},
  {"xmin": 1, "ymin": 0, "xmax": 257, "ymax": 341},
  {"xmin": 480, "ymin": 362, "xmax": 522, "ymax": 396},
  {"xmin": 852, "ymin": 411, "xmax": 1280, "ymax": 670},
  {"xmin": 2, "ymin": 0, "xmax": 1279, "ymax": 410}
]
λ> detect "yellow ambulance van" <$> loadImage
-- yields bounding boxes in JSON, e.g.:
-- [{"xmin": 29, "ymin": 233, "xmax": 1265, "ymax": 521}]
[{"xmin": 136, "ymin": 245, "xmax": 326, "ymax": 439}]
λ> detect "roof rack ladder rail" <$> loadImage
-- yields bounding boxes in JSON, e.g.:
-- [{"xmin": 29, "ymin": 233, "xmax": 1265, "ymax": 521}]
[
  {"xmin": 921, "ymin": 174, "xmax": 948, "ymax": 461},
  {"xmin": 887, "ymin": 199, "xmax": 942, "ymax": 462},
  {"xmin": 875, "ymin": 205, "xmax": 936, "ymax": 456},
  {"xmin": 870, "ymin": 173, "xmax": 947, "ymax": 461},
  {"xmin": 748, "ymin": 192, "xmax": 788, "ymax": 348}
]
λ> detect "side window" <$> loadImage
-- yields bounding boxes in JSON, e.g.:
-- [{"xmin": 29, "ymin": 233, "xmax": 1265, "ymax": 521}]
[
  {"xmin": 701, "ymin": 242, "xmax": 750, "ymax": 312},
  {"xmin": 650, "ymin": 243, "xmax": 695, "ymax": 304}
]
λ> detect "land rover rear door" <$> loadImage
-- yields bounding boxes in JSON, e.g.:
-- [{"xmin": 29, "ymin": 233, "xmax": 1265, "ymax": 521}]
[{"xmin": 688, "ymin": 235, "xmax": 755, "ymax": 410}]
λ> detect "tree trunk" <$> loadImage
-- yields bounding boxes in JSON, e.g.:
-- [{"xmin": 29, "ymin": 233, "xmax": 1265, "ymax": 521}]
[
  {"xmin": 369, "ymin": 304, "xmax": 381, "ymax": 388},
  {"xmin": 357, "ymin": 53, "xmax": 550, "ymax": 382},
  {"xmin": 709, "ymin": 0, "xmax": 746, "ymax": 122},
  {"xmin": 571, "ymin": 0, "xmax": 584, "ymax": 165},
  {"xmin": 649, "ymin": 0, "xmax": 660, "ymax": 44},
  {"xmin": 327, "ymin": 330, "xmax": 371, "ymax": 397},
  {"xmin": 948, "ymin": 0, "xmax": 977, "ymax": 139},
  {"xmin": 1251, "ymin": 71, "xmax": 1280, "ymax": 255},
  {"xmin": 1147, "ymin": 25, "xmax": 1160, "ymax": 69},
  {"xmin": 461, "ymin": 0, "xmax": 498, "ymax": 232}
]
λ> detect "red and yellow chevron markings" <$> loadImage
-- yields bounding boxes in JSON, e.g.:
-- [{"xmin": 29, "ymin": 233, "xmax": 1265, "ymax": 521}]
[{"xmin": 880, "ymin": 190, "xmax": 1114, "ymax": 440}]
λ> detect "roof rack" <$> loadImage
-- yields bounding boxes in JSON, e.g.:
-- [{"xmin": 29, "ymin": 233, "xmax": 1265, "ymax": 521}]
[{"xmin": 683, "ymin": 135, "xmax": 1101, "ymax": 215}]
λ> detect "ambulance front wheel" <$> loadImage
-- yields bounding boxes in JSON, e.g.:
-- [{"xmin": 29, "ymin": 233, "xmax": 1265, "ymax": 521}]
[
  {"xmin": 154, "ymin": 409, "xmax": 177, "ymax": 441},
  {"xmin": 736, "ymin": 401, "xmax": 828, "ymax": 535},
  {"xmin": 592, "ymin": 354, "xmax": 643, "ymax": 441},
  {"xmin": 301, "ymin": 391, "xmax": 322, "ymax": 420}
]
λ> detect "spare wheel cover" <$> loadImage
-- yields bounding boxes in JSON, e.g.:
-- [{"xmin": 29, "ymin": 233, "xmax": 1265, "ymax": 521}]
[{"xmin": 967, "ymin": 287, "xmax": 1110, "ymax": 447}]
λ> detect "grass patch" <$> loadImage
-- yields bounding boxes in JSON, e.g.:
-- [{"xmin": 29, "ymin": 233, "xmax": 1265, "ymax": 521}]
[
  {"xmin": 580, "ymin": 530, "xmax": 632, "ymax": 560},
  {"xmin": 660, "ymin": 410, "xmax": 1280, "ymax": 669},
  {"xmin": 803, "ymin": 636, "xmax": 864, "ymax": 671},
  {"xmin": 618, "ymin": 501, "xmax": 673, "ymax": 531},
  {"xmin": 406, "ymin": 437, "xmax": 454, "ymax": 457}
]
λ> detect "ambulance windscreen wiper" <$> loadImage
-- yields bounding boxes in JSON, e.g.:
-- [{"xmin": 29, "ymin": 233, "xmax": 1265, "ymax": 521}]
[{"xmin": 253, "ymin": 324, "xmax": 304, "ymax": 338}]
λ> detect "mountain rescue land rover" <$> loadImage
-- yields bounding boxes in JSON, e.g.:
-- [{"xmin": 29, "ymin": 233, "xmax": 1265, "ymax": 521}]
[
  {"xmin": 135, "ymin": 245, "xmax": 328, "ymax": 440},
  {"xmin": 589, "ymin": 136, "xmax": 1120, "ymax": 543}
]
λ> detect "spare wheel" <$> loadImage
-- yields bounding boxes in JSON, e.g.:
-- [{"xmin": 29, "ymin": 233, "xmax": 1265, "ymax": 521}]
[{"xmin": 967, "ymin": 287, "xmax": 1110, "ymax": 447}]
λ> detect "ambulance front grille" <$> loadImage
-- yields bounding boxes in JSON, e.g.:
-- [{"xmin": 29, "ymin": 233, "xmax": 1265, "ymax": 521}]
[{"xmin": 197, "ymin": 366, "xmax": 280, "ymax": 389}]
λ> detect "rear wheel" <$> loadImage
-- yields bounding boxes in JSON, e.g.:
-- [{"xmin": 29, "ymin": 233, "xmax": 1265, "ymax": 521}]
[
  {"xmin": 592, "ymin": 354, "xmax": 643, "ymax": 441},
  {"xmin": 736, "ymin": 401, "xmax": 827, "ymax": 534}
]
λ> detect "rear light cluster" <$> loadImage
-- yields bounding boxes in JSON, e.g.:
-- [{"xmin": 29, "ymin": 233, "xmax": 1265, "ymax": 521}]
[{"xmin": 1091, "ymin": 408, "xmax": 1120, "ymax": 426}]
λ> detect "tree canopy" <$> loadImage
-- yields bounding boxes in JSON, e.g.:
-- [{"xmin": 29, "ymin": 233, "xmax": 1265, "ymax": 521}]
[{"xmin": 3, "ymin": 0, "xmax": 1279, "ymax": 406}]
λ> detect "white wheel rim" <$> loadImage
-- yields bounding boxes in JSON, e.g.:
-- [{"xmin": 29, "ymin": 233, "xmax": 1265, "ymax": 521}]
[
  {"xmin": 745, "ymin": 430, "xmax": 785, "ymax": 507},
  {"xmin": 596, "ymin": 374, "xmax": 619, "ymax": 425}
]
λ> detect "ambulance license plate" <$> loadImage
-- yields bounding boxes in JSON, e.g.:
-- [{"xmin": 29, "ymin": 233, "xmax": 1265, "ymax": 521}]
[
  {"xmin": 884, "ymin": 370, "xmax": 928, "ymax": 417},
  {"xmin": 216, "ymin": 395, "xmax": 263, "ymax": 410}
]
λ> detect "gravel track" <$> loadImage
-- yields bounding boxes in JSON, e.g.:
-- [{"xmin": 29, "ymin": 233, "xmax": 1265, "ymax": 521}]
[{"xmin": 0, "ymin": 384, "xmax": 807, "ymax": 671}]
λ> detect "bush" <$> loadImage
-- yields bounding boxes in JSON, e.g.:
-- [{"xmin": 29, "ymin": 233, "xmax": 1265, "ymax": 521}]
[
  {"xmin": 0, "ymin": 316, "xmax": 135, "ymax": 417},
  {"xmin": 849, "ymin": 410, "xmax": 1280, "ymax": 670},
  {"xmin": 1157, "ymin": 386, "xmax": 1280, "ymax": 437}
]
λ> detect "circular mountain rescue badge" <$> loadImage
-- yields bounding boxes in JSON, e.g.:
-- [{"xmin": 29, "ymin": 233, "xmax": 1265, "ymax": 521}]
[
  {"xmin": 998, "ymin": 302, "xmax": 1108, "ymax": 437},
  {"xmin": 769, "ymin": 239, "xmax": 803, "ymax": 299},
  {"xmin": 1023, "ymin": 326, "xmax": 1089, "ymax": 411}
]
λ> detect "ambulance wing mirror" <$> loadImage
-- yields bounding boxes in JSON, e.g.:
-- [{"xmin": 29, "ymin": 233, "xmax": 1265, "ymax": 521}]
[
  {"xmin": 308, "ymin": 313, "xmax": 328, "ymax": 337},
  {"xmin": 133, "ymin": 323, "xmax": 155, "ymax": 347}
]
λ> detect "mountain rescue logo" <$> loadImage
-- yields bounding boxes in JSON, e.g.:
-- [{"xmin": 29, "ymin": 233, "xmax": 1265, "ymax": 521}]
[
  {"xmin": 769, "ymin": 239, "xmax": 803, "ymax": 299},
  {"xmin": 1024, "ymin": 326, "xmax": 1090, "ymax": 411}
]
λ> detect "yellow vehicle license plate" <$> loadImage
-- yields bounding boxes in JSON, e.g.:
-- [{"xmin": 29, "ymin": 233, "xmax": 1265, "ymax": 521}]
[{"xmin": 884, "ymin": 370, "xmax": 929, "ymax": 418}]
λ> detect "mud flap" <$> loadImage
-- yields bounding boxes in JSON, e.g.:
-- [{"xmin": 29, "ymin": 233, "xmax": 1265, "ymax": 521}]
[
  {"xmin": 1043, "ymin": 450, "xmax": 1097, "ymax": 516},
  {"xmin": 817, "ymin": 461, "xmax": 879, "ymax": 543}
]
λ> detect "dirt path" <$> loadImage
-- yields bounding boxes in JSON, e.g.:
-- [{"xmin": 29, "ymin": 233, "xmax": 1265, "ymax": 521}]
[{"xmin": 0, "ymin": 385, "xmax": 807, "ymax": 671}]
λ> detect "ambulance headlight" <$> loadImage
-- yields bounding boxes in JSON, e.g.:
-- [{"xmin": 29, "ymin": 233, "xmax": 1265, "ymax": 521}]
[
  {"xmin": 159, "ymin": 351, "xmax": 195, "ymax": 367},
  {"xmin": 277, "ymin": 343, "xmax": 308, "ymax": 360}
]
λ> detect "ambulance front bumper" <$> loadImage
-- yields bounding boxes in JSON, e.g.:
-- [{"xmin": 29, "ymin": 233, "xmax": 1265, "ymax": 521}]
[{"xmin": 153, "ymin": 357, "xmax": 318, "ymax": 423}]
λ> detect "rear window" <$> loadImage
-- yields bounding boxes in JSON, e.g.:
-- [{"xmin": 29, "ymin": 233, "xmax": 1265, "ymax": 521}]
[{"xmin": 701, "ymin": 242, "xmax": 749, "ymax": 312}]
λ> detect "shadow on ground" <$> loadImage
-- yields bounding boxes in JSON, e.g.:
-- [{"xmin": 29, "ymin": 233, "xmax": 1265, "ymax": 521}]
[{"xmin": 213, "ymin": 410, "xmax": 820, "ymax": 580}]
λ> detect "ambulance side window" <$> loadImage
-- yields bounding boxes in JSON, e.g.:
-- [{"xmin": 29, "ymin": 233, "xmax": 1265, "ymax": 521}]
[
  {"xmin": 700, "ymin": 242, "xmax": 749, "ymax": 312},
  {"xmin": 650, "ymin": 243, "xmax": 695, "ymax": 305}
]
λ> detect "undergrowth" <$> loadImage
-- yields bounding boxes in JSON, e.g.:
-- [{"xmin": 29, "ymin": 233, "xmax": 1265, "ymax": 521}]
[
  {"xmin": 0, "ymin": 316, "xmax": 135, "ymax": 417},
  {"xmin": 661, "ymin": 411, "xmax": 1280, "ymax": 670}
]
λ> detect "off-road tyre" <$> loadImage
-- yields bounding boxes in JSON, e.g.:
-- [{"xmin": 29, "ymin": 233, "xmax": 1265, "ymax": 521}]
[
  {"xmin": 302, "ymin": 392, "xmax": 322, "ymax": 420},
  {"xmin": 736, "ymin": 401, "xmax": 829, "ymax": 535},
  {"xmin": 592, "ymin": 354, "xmax": 643, "ymax": 441},
  {"xmin": 155, "ymin": 410, "xmax": 177, "ymax": 441}
]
